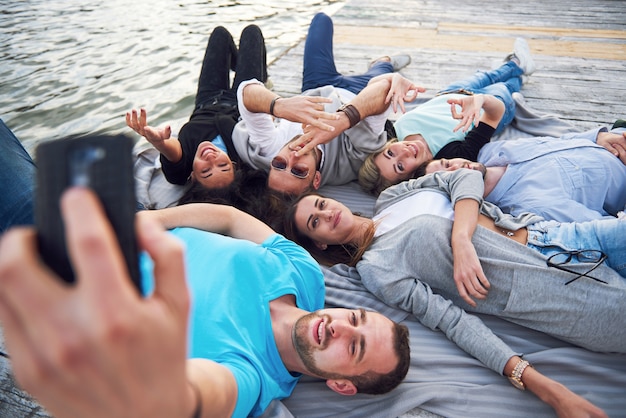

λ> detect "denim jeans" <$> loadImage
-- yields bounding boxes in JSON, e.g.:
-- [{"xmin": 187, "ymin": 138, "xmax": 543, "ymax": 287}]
[
  {"xmin": 527, "ymin": 218, "xmax": 626, "ymax": 278},
  {"xmin": 438, "ymin": 61, "xmax": 523, "ymax": 134},
  {"xmin": 301, "ymin": 12, "xmax": 393, "ymax": 95},
  {"xmin": 0, "ymin": 119, "xmax": 36, "ymax": 232},
  {"xmin": 195, "ymin": 25, "xmax": 266, "ymax": 109}
]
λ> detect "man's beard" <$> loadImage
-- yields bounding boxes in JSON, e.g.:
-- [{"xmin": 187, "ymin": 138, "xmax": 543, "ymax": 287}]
[{"xmin": 292, "ymin": 312, "xmax": 338, "ymax": 378}]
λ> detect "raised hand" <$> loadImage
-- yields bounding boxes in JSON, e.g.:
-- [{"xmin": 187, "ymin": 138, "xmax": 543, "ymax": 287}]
[
  {"xmin": 126, "ymin": 108, "xmax": 172, "ymax": 145},
  {"xmin": 272, "ymin": 95, "xmax": 339, "ymax": 131},
  {"xmin": 385, "ymin": 73, "xmax": 425, "ymax": 114},
  {"xmin": 448, "ymin": 94, "xmax": 485, "ymax": 133}
]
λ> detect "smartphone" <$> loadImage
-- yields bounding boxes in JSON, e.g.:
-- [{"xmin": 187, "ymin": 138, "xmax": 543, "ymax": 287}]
[{"xmin": 34, "ymin": 134, "xmax": 141, "ymax": 292}]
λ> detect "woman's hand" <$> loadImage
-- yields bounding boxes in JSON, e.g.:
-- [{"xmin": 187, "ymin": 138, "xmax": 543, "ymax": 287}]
[
  {"xmin": 448, "ymin": 94, "xmax": 485, "ymax": 133},
  {"xmin": 451, "ymin": 236, "xmax": 490, "ymax": 307},
  {"xmin": 126, "ymin": 108, "xmax": 172, "ymax": 145},
  {"xmin": 385, "ymin": 73, "xmax": 425, "ymax": 114}
]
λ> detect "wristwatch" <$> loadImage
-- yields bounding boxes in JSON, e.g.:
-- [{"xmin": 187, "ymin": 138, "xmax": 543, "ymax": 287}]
[{"xmin": 508, "ymin": 359, "xmax": 532, "ymax": 390}]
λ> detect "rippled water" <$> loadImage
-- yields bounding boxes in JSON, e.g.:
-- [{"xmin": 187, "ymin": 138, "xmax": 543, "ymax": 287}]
[{"xmin": 0, "ymin": 0, "xmax": 345, "ymax": 153}]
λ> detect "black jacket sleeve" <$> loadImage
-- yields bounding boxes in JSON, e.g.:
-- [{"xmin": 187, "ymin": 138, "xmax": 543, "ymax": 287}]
[{"xmin": 434, "ymin": 122, "xmax": 496, "ymax": 161}]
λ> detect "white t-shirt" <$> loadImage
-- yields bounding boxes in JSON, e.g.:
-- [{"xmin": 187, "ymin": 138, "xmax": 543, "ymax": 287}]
[{"xmin": 373, "ymin": 190, "xmax": 454, "ymax": 237}]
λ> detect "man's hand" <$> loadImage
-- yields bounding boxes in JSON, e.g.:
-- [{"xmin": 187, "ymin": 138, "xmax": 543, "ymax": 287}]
[
  {"xmin": 272, "ymin": 95, "xmax": 338, "ymax": 131},
  {"xmin": 126, "ymin": 108, "xmax": 172, "ymax": 145},
  {"xmin": 0, "ymin": 188, "xmax": 193, "ymax": 418},
  {"xmin": 290, "ymin": 117, "xmax": 350, "ymax": 157},
  {"xmin": 596, "ymin": 131, "xmax": 626, "ymax": 164}
]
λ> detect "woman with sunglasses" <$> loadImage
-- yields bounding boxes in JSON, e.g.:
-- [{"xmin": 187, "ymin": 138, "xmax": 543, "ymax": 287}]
[{"xmin": 281, "ymin": 167, "xmax": 626, "ymax": 355}]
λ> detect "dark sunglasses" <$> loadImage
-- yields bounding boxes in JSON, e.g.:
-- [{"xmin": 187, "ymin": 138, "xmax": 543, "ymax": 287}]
[
  {"xmin": 546, "ymin": 249, "xmax": 608, "ymax": 285},
  {"xmin": 270, "ymin": 156, "xmax": 309, "ymax": 179}
]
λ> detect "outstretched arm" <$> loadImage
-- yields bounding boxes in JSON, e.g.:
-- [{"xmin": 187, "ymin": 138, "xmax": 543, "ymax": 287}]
[
  {"xmin": 0, "ymin": 188, "xmax": 237, "ymax": 418},
  {"xmin": 138, "ymin": 203, "xmax": 275, "ymax": 244},
  {"xmin": 126, "ymin": 108, "xmax": 181, "ymax": 163},
  {"xmin": 294, "ymin": 74, "xmax": 424, "ymax": 156},
  {"xmin": 503, "ymin": 356, "xmax": 607, "ymax": 418},
  {"xmin": 241, "ymin": 82, "xmax": 338, "ymax": 131}
]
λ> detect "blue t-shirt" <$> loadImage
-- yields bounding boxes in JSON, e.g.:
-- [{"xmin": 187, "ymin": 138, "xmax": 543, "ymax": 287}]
[
  {"xmin": 212, "ymin": 134, "xmax": 228, "ymax": 153},
  {"xmin": 141, "ymin": 228, "xmax": 325, "ymax": 417}
]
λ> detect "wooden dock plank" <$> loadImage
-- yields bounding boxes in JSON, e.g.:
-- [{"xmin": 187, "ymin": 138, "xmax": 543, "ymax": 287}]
[{"xmin": 268, "ymin": 0, "xmax": 626, "ymax": 130}]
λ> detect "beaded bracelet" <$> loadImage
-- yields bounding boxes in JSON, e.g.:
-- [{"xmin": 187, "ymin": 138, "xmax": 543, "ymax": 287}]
[
  {"xmin": 269, "ymin": 96, "xmax": 281, "ymax": 117},
  {"xmin": 337, "ymin": 103, "xmax": 361, "ymax": 128}
]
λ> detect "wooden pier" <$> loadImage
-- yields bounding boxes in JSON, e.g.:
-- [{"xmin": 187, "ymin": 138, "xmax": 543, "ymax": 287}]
[
  {"xmin": 270, "ymin": 0, "xmax": 626, "ymax": 131},
  {"xmin": 1, "ymin": 1, "xmax": 625, "ymax": 417}
]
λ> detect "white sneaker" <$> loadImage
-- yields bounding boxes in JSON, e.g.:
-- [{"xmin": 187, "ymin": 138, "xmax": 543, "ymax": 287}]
[
  {"xmin": 512, "ymin": 38, "xmax": 536, "ymax": 75},
  {"xmin": 389, "ymin": 54, "xmax": 411, "ymax": 71},
  {"xmin": 369, "ymin": 55, "xmax": 411, "ymax": 72},
  {"xmin": 512, "ymin": 91, "xmax": 526, "ymax": 104}
]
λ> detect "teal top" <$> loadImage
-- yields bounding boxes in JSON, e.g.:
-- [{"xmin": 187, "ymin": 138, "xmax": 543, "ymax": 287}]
[
  {"xmin": 141, "ymin": 228, "xmax": 325, "ymax": 417},
  {"xmin": 393, "ymin": 94, "xmax": 469, "ymax": 155}
]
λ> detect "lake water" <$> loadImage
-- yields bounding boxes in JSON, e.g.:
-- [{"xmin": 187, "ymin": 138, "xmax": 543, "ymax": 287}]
[{"xmin": 0, "ymin": 0, "xmax": 345, "ymax": 153}]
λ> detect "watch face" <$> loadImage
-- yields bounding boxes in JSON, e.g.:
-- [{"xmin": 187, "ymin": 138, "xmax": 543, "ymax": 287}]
[{"xmin": 508, "ymin": 377, "xmax": 525, "ymax": 390}]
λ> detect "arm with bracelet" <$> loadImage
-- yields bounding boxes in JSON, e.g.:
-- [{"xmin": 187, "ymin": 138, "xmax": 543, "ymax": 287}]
[
  {"xmin": 503, "ymin": 356, "xmax": 606, "ymax": 417},
  {"xmin": 294, "ymin": 75, "xmax": 422, "ymax": 156},
  {"xmin": 240, "ymin": 81, "xmax": 338, "ymax": 131}
]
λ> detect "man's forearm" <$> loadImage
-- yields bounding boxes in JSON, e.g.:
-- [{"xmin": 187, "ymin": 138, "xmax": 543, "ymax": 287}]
[
  {"xmin": 242, "ymin": 83, "xmax": 277, "ymax": 114},
  {"xmin": 349, "ymin": 77, "xmax": 392, "ymax": 119}
]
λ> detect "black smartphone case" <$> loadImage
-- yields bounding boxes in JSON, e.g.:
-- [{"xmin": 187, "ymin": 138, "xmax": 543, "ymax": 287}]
[{"xmin": 34, "ymin": 134, "xmax": 141, "ymax": 292}]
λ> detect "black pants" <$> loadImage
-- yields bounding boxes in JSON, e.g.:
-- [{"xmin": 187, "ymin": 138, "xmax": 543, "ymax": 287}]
[{"xmin": 195, "ymin": 25, "xmax": 267, "ymax": 110}]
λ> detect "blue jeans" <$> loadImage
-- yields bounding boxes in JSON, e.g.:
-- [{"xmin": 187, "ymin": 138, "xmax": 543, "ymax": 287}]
[
  {"xmin": 0, "ymin": 119, "xmax": 36, "ymax": 233},
  {"xmin": 301, "ymin": 12, "xmax": 393, "ymax": 95},
  {"xmin": 438, "ymin": 61, "xmax": 523, "ymax": 134},
  {"xmin": 527, "ymin": 218, "xmax": 626, "ymax": 278}
]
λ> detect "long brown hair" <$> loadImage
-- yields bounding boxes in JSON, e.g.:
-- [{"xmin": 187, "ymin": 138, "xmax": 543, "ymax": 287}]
[{"xmin": 282, "ymin": 192, "xmax": 376, "ymax": 267}]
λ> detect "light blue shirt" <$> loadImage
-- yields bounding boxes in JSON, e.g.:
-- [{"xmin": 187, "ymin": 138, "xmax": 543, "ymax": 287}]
[
  {"xmin": 478, "ymin": 128, "xmax": 626, "ymax": 222},
  {"xmin": 141, "ymin": 229, "xmax": 324, "ymax": 418},
  {"xmin": 212, "ymin": 134, "xmax": 228, "ymax": 153},
  {"xmin": 393, "ymin": 94, "xmax": 468, "ymax": 154}
]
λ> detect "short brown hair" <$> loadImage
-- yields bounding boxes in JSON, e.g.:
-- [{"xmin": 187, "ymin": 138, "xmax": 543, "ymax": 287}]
[{"xmin": 349, "ymin": 321, "xmax": 411, "ymax": 395}]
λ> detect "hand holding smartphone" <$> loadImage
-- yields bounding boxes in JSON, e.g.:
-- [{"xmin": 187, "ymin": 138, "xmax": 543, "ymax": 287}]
[{"xmin": 34, "ymin": 134, "xmax": 141, "ymax": 292}]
